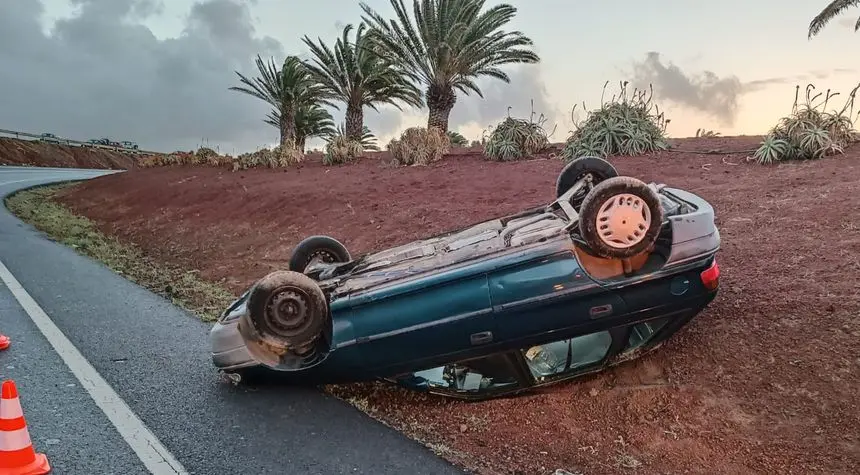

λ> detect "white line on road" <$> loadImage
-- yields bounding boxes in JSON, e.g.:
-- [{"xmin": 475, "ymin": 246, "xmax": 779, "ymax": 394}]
[
  {"xmin": 0, "ymin": 176, "xmax": 103, "ymax": 188},
  {"xmin": 0, "ymin": 258, "xmax": 188, "ymax": 475}
]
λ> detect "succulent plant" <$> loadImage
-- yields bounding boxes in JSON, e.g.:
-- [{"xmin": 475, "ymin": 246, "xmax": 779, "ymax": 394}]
[
  {"xmin": 561, "ymin": 81, "xmax": 670, "ymax": 160},
  {"xmin": 753, "ymin": 83, "xmax": 860, "ymax": 164}
]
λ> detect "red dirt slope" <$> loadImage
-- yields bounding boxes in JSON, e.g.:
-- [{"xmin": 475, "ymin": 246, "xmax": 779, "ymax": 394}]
[
  {"xmin": 0, "ymin": 138, "xmax": 138, "ymax": 169},
  {"xmin": 56, "ymin": 136, "xmax": 860, "ymax": 474}
]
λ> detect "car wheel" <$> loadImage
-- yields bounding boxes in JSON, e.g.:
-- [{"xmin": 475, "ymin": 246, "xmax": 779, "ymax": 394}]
[
  {"xmin": 239, "ymin": 270, "xmax": 329, "ymax": 368},
  {"xmin": 288, "ymin": 235, "xmax": 351, "ymax": 272},
  {"xmin": 556, "ymin": 156, "xmax": 619, "ymax": 209},
  {"xmin": 578, "ymin": 176, "xmax": 664, "ymax": 259}
]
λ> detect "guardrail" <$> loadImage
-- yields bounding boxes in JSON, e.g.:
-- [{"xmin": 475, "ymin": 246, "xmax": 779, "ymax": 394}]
[{"xmin": 0, "ymin": 128, "xmax": 162, "ymax": 156}]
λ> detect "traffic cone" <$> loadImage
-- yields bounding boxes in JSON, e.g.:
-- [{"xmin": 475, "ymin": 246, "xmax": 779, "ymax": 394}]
[
  {"xmin": 0, "ymin": 380, "xmax": 50, "ymax": 474},
  {"xmin": 0, "ymin": 335, "xmax": 9, "ymax": 351}
]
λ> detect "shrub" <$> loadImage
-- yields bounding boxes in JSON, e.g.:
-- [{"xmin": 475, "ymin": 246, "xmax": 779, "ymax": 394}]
[
  {"xmin": 138, "ymin": 147, "xmax": 232, "ymax": 168},
  {"xmin": 321, "ymin": 125, "xmax": 380, "ymax": 165},
  {"xmin": 387, "ymin": 127, "xmax": 450, "ymax": 166},
  {"xmin": 447, "ymin": 131, "xmax": 468, "ymax": 147},
  {"xmin": 273, "ymin": 141, "xmax": 305, "ymax": 166},
  {"xmin": 562, "ymin": 81, "xmax": 670, "ymax": 160},
  {"xmin": 696, "ymin": 128, "xmax": 720, "ymax": 137},
  {"xmin": 753, "ymin": 83, "xmax": 860, "ymax": 164},
  {"xmin": 323, "ymin": 135, "xmax": 364, "ymax": 165},
  {"xmin": 232, "ymin": 142, "xmax": 304, "ymax": 171},
  {"xmin": 483, "ymin": 106, "xmax": 554, "ymax": 161}
]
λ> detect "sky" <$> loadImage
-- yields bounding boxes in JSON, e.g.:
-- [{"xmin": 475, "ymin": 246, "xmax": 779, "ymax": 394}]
[{"xmin": 1, "ymin": 0, "xmax": 858, "ymax": 154}]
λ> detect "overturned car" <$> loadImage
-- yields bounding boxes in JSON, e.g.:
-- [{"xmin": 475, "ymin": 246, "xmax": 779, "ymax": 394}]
[{"xmin": 210, "ymin": 156, "xmax": 720, "ymax": 400}]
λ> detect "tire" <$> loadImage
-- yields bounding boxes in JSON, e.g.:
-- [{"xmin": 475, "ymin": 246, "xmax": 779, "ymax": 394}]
[
  {"xmin": 288, "ymin": 235, "xmax": 351, "ymax": 272},
  {"xmin": 240, "ymin": 270, "xmax": 329, "ymax": 367},
  {"xmin": 556, "ymin": 156, "xmax": 619, "ymax": 210},
  {"xmin": 578, "ymin": 176, "xmax": 664, "ymax": 259}
]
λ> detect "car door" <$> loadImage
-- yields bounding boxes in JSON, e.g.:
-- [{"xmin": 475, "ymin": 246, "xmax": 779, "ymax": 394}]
[
  {"xmin": 487, "ymin": 250, "xmax": 627, "ymax": 344},
  {"xmin": 348, "ymin": 273, "xmax": 497, "ymax": 374}
]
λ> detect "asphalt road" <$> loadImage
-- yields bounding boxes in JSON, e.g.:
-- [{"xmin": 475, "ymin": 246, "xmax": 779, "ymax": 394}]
[{"xmin": 0, "ymin": 166, "xmax": 461, "ymax": 474}]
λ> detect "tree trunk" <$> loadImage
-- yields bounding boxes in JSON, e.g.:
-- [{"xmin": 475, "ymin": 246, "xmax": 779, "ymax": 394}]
[
  {"xmin": 345, "ymin": 103, "xmax": 364, "ymax": 141},
  {"xmin": 279, "ymin": 105, "xmax": 297, "ymax": 148},
  {"xmin": 297, "ymin": 136, "xmax": 306, "ymax": 151},
  {"xmin": 426, "ymin": 84, "xmax": 456, "ymax": 133}
]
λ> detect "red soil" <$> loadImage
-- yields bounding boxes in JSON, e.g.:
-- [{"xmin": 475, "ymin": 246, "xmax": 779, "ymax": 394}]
[
  {"xmin": 0, "ymin": 137, "xmax": 138, "ymax": 169},
  {"xmin": 56, "ymin": 136, "xmax": 860, "ymax": 474}
]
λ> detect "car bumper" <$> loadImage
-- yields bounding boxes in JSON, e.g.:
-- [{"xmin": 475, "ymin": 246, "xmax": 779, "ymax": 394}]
[{"xmin": 210, "ymin": 319, "xmax": 259, "ymax": 371}]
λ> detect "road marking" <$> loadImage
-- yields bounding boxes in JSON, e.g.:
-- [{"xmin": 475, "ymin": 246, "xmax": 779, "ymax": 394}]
[
  {"xmin": 0, "ymin": 258, "xmax": 188, "ymax": 474},
  {"xmin": 0, "ymin": 177, "xmax": 64, "ymax": 187},
  {"xmin": 0, "ymin": 176, "xmax": 101, "ymax": 188}
]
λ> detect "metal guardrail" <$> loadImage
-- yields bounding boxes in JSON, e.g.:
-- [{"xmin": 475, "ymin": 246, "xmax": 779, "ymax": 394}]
[{"xmin": 0, "ymin": 128, "xmax": 162, "ymax": 156}]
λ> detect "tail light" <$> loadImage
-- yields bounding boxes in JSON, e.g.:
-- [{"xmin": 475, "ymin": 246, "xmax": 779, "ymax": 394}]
[{"xmin": 700, "ymin": 258, "xmax": 720, "ymax": 291}]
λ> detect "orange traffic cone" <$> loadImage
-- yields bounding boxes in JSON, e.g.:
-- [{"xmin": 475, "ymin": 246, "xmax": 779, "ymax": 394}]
[{"xmin": 0, "ymin": 380, "xmax": 50, "ymax": 474}]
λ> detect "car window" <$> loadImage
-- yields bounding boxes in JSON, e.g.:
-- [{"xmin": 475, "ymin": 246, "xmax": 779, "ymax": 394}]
[
  {"xmin": 521, "ymin": 330, "xmax": 612, "ymax": 381},
  {"xmin": 407, "ymin": 355, "xmax": 522, "ymax": 394},
  {"xmin": 624, "ymin": 317, "xmax": 671, "ymax": 351}
]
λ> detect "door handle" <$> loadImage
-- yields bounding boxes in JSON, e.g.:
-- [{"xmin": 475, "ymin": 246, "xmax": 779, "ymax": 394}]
[
  {"xmin": 470, "ymin": 331, "xmax": 493, "ymax": 345},
  {"xmin": 589, "ymin": 304, "xmax": 613, "ymax": 319}
]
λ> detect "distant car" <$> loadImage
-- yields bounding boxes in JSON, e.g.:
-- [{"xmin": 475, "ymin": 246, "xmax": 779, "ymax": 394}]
[
  {"xmin": 209, "ymin": 156, "xmax": 721, "ymax": 400},
  {"xmin": 120, "ymin": 141, "xmax": 139, "ymax": 150},
  {"xmin": 87, "ymin": 138, "xmax": 111, "ymax": 147},
  {"xmin": 38, "ymin": 133, "xmax": 61, "ymax": 143}
]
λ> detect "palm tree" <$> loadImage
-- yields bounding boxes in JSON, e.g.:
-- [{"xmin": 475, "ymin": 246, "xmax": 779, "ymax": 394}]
[
  {"xmin": 230, "ymin": 55, "xmax": 336, "ymax": 148},
  {"xmin": 359, "ymin": 0, "xmax": 540, "ymax": 133},
  {"xmin": 809, "ymin": 0, "xmax": 860, "ymax": 38},
  {"xmin": 266, "ymin": 104, "xmax": 336, "ymax": 151},
  {"xmin": 301, "ymin": 23, "xmax": 422, "ymax": 141}
]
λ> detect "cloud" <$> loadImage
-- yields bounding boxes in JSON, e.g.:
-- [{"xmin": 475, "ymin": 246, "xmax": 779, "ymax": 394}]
[
  {"xmin": 448, "ymin": 65, "xmax": 563, "ymax": 140},
  {"xmin": 0, "ymin": 0, "xmax": 284, "ymax": 153},
  {"xmin": 627, "ymin": 52, "xmax": 746, "ymax": 126},
  {"xmin": 627, "ymin": 52, "xmax": 853, "ymax": 127}
]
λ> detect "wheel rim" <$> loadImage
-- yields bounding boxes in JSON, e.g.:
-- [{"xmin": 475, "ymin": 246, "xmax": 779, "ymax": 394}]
[
  {"xmin": 306, "ymin": 250, "xmax": 337, "ymax": 268},
  {"xmin": 595, "ymin": 193, "xmax": 652, "ymax": 249},
  {"xmin": 263, "ymin": 287, "xmax": 315, "ymax": 339}
]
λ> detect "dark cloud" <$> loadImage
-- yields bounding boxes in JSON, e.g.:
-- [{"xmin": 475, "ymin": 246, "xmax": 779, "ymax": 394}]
[
  {"xmin": 627, "ymin": 52, "xmax": 852, "ymax": 127},
  {"xmin": 448, "ymin": 65, "xmax": 563, "ymax": 141},
  {"xmin": 0, "ymin": 0, "xmax": 283, "ymax": 153}
]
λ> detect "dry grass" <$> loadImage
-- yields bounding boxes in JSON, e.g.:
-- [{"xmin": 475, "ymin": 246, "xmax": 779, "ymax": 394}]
[
  {"xmin": 4, "ymin": 183, "xmax": 237, "ymax": 321},
  {"xmin": 388, "ymin": 127, "xmax": 451, "ymax": 166}
]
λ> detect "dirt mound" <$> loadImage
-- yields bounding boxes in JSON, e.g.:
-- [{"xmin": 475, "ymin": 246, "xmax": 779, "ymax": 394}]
[
  {"xmin": 54, "ymin": 136, "xmax": 860, "ymax": 474},
  {"xmin": 0, "ymin": 137, "xmax": 139, "ymax": 169}
]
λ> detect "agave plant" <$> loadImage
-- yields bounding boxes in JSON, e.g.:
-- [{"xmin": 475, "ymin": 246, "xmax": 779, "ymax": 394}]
[
  {"xmin": 561, "ymin": 81, "xmax": 670, "ymax": 160},
  {"xmin": 302, "ymin": 23, "xmax": 421, "ymax": 141},
  {"xmin": 752, "ymin": 83, "xmax": 860, "ymax": 164},
  {"xmin": 808, "ymin": 0, "xmax": 860, "ymax": 38},
  {"xmin": 484, "ymin": 105, "xmax": 554, "ymax": 161},
  {"xmin": 230, "ymin": 55, "xmax": 336, "ymax": 149},
  {"xmin": 359, "ymin": 0, "xmax": 540, "ymax": 133}
]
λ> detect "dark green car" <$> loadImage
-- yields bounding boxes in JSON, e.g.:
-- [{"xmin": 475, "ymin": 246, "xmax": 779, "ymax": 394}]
[{"xmin": 210, "ymin": 157, "xmax": 721, "ymax": 400}]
